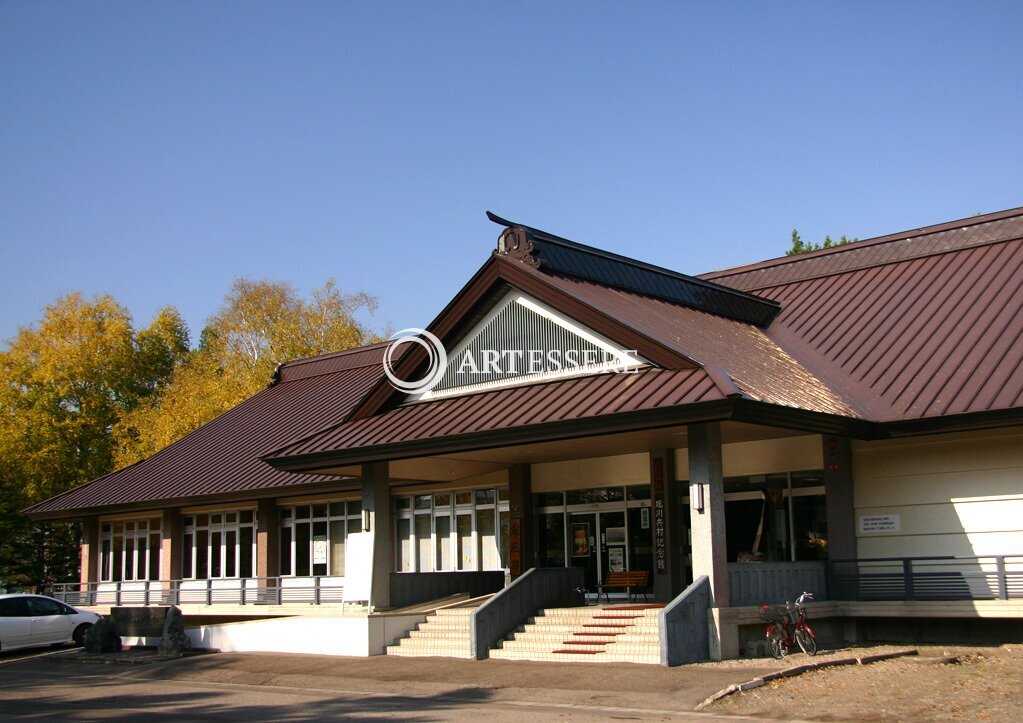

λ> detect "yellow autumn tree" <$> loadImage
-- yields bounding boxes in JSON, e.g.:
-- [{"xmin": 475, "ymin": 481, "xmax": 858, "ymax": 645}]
[
  {"xmin": 0, "ymin": 295, "xmax": 189, "ymax": 589},
  {"xmin": 113, "ymin": 278, "xmax": 376, "ymax": 467}
]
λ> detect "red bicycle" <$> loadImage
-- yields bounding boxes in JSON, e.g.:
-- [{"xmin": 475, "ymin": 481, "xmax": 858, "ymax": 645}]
[{"xmin": 760, "ymin": 591, "xmax": 817, "ymax": 659}]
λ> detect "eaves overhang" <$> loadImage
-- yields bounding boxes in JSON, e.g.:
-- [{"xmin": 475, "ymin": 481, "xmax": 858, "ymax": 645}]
[{"xmin": 264, "ymin": 398, "xmax": 878, "ymax": 475}]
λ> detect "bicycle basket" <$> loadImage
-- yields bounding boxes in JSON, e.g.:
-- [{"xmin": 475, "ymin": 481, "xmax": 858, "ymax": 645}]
[{"xmin": 758, "ymin": 605, "xmax": 787, "ymax": 622}]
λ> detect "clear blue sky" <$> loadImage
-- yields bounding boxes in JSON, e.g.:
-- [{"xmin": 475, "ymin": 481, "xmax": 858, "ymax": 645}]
[{"xmin": 2, "ymin": 1, "xmax": 1021, "ymax": 345}]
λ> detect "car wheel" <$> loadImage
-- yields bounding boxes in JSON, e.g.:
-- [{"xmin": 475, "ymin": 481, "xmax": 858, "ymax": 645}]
[{"xmin": 73, "ymin": 623, "xmax": 92, "ymax": 647}]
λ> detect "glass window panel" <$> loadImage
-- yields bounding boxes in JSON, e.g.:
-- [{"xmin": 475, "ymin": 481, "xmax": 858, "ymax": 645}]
[
  {"xmin": 792, "ymin": 494, "xmax": 828, "ymax": 561},
  {"xmin": 279, "ymin": 507, "xmax": 292, "ymax": 520},
  {"xmin": 347, "ymin": 517, "xmax": 360, "ymax": 534},
  {"xmin": 566, "ymin": 487, "xmax": 624, "ymax": 505},
  {"xmin": 414, "ymin": 494, "xmax": 431, "ymax": 510},
  {"xmin": 347, "ymin": 500, "xmax": 361, "ymax": 516},
  {"xmin": 196, "ymin": 514, "xmax": 208, "ymax": 527},
  {"xmin": 211, "ymin": 531, "xmax": 222, "ymax": 578},
  {"xmin": 499, "ymin": 510, "xmax": 510, "ymax": 569},
  {"xmin": 535, "ymin": 492, "xmax": 564, "ymax": 508},
  {"xmin": 394, "ymin": 496, "xmax": 411, "ymax": 511},
  {"xmin": 475, "ymin": 489, "xmax": 496, "ymax": 506},
  {"xmin": 791, "ymin": 471, "xmax": 825, "ymax": 489},
  {"xmin": 101, "ymin": 538, "xmax": 112, "ymax": 581},
  {"xmin": 435, "ymin": 515, "xmax": 452, "ymax": 571},
  {"xmin": 455, "ymin": 491, "xmax": 472, "ymax": 506},
  {"xmin": 626, "ymin": 485, "xmax": 652, "ymax": 500},
  {"xmin": 457, "ymin": 513, "xmax": 473, "ymax": 570},
  {"xmin": 182, "ymin": 534, "xmax": 193, "ymax": 578},
  {"xmin": 295, "ymin": 522, "xmax": 310, "ymax": 576},
  {"xmin": 225, "ymin": 512, "xmax": 237, "ymax": 524},
  {"xmin": 149, "ymin": 518, "xmax": 161, "ymax": 530},
  {"xmin": 225, "ymin": 530, "xmax": 237, "ymax": 577},
  {"xmin": 113, "ymin": 535, "xmax": 123, "ymax": 581},
  {"xmin": 295, "ymin": 506, "xmax": 310, "ymax": 520},
  {"xmin": 211, "ymin": 514, "xmax": 222, "ymax": 525},
  {"xmin": 539, "ymin": 513, "xmax": 566, "ymax": 567},
  {"xmin": 196, "ymin": 530, "xmax": 208, "ymax": 578},
  {"xmin": 279, "ymin": 526, "xmax": 292, "ymax": 576},
  {"xmin": 433, "ymin": 493, "xmax": 451, "ymax": 508},
  {"xmin": 329, "ymin": 502, "xmax": 345, "ymax": 517},
  {"xmin": 312, "ymin": 521, "xmax": 328, "ymax": 576},
  {"xmin": 397, "ymin": 518, "xmax": 412, "ymax": 572},
  {"xmin": 313, "ymin": 504, "xmax": 329, "ymax": 519},
  {"xmin": 125, "ymin": 521, "xmax": 135, "ymax": 533},
  {"xmin": 240, "ymin": 526, "xmax": 253, "ymax": 577},
  {"xmin": 101, "ymin": 523, "xmax": 112, "ymax": 534},
  {"xmin": 477, "ymin": 508, "xmax": 499, "ymax": 570},
  {"xmin": 113, "ymin": 521, "xmax": 123, "ymax": 534},
  {"xmin": 498, "ymin": 487, "xmax": 509, "ymax": 502},
  {"xmin": 135, "ymin": 536, "xmax": 146, "ymax": 580},
  {"xmin": 415, "ymin": 514, "xmax": 432, "ymax": 572},
  {"xmin": 137, "ymin": 520, "xmax": 147, "ymax": 531},
  {"xmin": 149, "ymin": 533, "xmax": 161, "ymax": 580},
  {"xmin": 330, "ymin": 520, "xmax": 346, "ymax": 576}
]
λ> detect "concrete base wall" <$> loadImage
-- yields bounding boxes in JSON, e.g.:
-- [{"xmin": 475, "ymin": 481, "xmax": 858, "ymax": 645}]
[{"xmin": 122, "ymin": 613, "xmax": 427, "ymax": 656}]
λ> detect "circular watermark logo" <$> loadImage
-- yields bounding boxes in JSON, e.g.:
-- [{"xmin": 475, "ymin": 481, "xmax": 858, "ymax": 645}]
[{"xmin": 383, "ymin": 328, "xmax": 448, "ymax": 394}]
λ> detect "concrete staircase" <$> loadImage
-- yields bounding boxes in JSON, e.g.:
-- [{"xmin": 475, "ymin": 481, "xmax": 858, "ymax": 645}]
[
  {"xmin": 385, "ymin": 605, "xmax": 476, "ymax": 658},
  {"xmin": 489, "ymin": 605, "xmax": 664, "ymax": 664}
]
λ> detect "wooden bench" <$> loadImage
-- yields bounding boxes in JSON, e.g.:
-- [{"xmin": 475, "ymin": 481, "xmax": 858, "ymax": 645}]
[{"xmin": 596, "ymin": 570, "xmax": 651, "ymax": 603}]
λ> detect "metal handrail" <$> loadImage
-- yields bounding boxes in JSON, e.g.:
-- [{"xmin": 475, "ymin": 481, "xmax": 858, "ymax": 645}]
[
  {"xmin": 46, "ymin": 576, "xmax": 348, "ymax": 607},
  {"xmin": 827, "ymin": 554, "xmax": 1023, "ymax": 602}
]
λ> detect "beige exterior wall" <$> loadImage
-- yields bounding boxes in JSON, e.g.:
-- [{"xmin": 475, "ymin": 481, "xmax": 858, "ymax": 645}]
[
  {"xmin": 853, "ymin": 427, "xmax": 1023, "ymax": 558},
  {"xmin": 530, "ymin": 434, "xmax": 823, "ymax": 491}
]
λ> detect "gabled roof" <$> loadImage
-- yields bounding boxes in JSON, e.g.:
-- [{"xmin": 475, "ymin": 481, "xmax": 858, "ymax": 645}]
[
  {"xmin": 25, "ymin": 345, "xmax": 387, "ymax": 518},
  {"xmin": 702, "ymin": 207, "xmax": 1023, "ymax": 422}
]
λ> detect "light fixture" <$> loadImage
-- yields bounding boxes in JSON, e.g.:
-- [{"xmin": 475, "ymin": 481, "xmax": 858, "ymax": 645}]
[{"xmin": 693, "ymin": 483, "xmax": 705, "ymax": 512}]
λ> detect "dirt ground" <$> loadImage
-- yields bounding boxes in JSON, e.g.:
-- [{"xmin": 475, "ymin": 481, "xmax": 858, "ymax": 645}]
[{"xmin": 710, "ymin": 644, "xmax": 1023, "ymax": 721}]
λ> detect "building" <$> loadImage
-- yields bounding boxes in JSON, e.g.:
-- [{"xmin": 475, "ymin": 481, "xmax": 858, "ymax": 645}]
[{"xmin": 27, "ymin": 207, "xmax": 1023, "ymax": 662}]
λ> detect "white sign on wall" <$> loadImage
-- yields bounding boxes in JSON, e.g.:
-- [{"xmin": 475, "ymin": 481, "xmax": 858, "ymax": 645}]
[
  {"xmin": 342, "ymin": 532, "xmax": 374, "ymax": 608},
  {"xmin": 859, "ymin": 514, "xmax": 901, "ymax": 534}
]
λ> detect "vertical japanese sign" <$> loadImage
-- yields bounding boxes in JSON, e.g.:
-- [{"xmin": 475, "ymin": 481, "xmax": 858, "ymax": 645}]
[{"xmin": 651, "ymin": 457, "xmax": 667, "ymax": 574}]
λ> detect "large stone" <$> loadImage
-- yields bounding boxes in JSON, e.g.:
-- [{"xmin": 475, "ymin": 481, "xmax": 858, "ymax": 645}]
[
  {"xmin": 157, "ymin": 606, "xmax": 191, "ymax": 657},
  {"xmin": 84, "ymin": 617, "xmax": 122, "ymax": 653}
]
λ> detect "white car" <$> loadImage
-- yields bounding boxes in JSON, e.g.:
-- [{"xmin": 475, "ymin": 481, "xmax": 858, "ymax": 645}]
[{"xmin": 0, "ymin": 594, "xmax": 101, "ymax": 652}]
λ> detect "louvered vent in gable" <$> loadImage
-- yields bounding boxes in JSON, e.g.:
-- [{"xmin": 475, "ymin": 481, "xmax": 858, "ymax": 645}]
[{"xmin": 419, "ymin": 292, "xmax": 646, "ymax": 400}]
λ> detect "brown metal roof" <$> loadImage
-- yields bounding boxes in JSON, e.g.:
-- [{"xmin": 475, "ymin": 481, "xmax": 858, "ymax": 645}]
[
  {"xmin": 28, "ymin": 206, "xmax": 1023, "ymax": 516},
  {"xmin": 753, "ymin": 234, "xmax": 1023, "ymax": 421},
  {"xmin": 25, "ymin": 346, "xmax": 386, "ymax": 517},
  {"xmin": 268, "ymin": 367, "xmax": 730, "ymax": 466}
]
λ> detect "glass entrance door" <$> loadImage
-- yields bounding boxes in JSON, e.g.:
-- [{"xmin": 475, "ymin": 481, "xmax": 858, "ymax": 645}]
[
  {"xmin": 600, "ymin": 510, "xmax": 627, "ymax": 585},
  {"xmin": 569, "ymin": 512, "xmax": 598, "ymax": 589},
  {"xmin": 570, "ymin": 510, "xmax": 629, "ymax": 592}
]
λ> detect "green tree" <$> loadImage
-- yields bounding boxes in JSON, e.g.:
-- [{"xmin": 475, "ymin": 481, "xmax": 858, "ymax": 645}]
[
  {"xmin": 786, "ymin": 229, "xmax": 858, "ymax": 256},
  {"xmin": 113, "ymin": 278, "xmax": 376, "ymax": 467},
  {"xmin": 0, "ymin": 294, "xmax": 189, "ymax": 591}
]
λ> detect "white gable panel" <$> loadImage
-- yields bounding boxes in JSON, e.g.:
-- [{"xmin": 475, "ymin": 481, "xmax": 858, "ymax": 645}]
[{"xmin": 418, "ymin": 292, "xmax": 647, "ymax": 400}]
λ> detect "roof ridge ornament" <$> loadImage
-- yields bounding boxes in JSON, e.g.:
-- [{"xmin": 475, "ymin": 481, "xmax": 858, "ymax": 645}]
[{"xmin": 488, "ymin": 211, "xmax": 540, "ymax": 268}]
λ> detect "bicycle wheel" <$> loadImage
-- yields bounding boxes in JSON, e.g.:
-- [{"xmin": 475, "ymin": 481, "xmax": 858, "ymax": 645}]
[
  {"xmin": 795, "ymin": 627, "xmax": 817, "ymax": 656},
  {"xmin": 768, "ymin": 623, "xmax": 787, "ymax": 659}
]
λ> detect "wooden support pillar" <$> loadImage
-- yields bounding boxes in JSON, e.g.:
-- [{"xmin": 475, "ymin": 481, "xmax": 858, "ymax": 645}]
[
  {"xmin": 651, "ymin": 449, "xmax": 683, "ymax": 601},
  {"xmin": 362, "ymin": 461, "xmax": 393, "ymax": 610},
  {"xmin": 256, "ymin": 499, "xmax": 279, "ymax": 579},
  {"xmin": 160, "ymin": 509, "xmax": 182, "ymax": 581},
  {"xmin": 508, "ymin": 464, "xmax": 534, "ymax": 577},
  {"xmin": 80, "ymin": 516, "xmax": 100, "ymax": 585}
]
